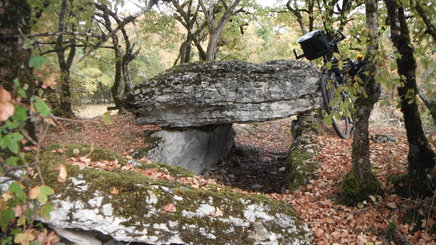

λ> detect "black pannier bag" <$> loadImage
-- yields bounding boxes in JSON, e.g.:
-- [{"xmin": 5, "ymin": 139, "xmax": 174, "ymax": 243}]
[{"xmin": 297, "ymin": 30, "xmax": 330, "ymax": 60}]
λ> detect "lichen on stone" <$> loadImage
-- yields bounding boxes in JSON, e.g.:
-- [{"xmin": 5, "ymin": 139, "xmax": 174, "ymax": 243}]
[{"xmin": 35, "ymin": 144, "xmax": 312, "ymax": 244}]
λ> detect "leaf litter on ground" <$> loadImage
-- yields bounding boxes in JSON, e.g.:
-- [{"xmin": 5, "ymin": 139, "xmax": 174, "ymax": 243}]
[{"xmin": 45, "ymin": 114, "xmax": 435, "ymax": 244}]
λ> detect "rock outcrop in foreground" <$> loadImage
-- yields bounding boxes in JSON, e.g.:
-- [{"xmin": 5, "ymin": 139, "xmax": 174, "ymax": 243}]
[
  {"xmin": 126, "ymin": 60, "xmax": 321, "ymax": 128},
  {"xmin": 30, "ymin": 145, "xmax": 312, "ymax": 244}
]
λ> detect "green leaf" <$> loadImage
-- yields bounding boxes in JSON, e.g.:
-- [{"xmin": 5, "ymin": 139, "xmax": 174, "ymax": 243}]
[
  {"xmin": 40, "ymin": 185, "xmax": 54, "ymax": 196},
  {"xmin": 17, "ymin": 215, "xmax": 26, "ymax": 226},
  {"xmin": 6, "ymin": 157, "xmax": 19, "ymax": 166},
  {"xmin": 9, "ymin": 181, "xmax": 27, "ymax": 203},
  {"xmin": 4, "ymin": 132, "xmax": 24, "ymax": 154},
  {"xmin": 40, "ymin": 204, "xmax": 53, "ymax": 219},
  {"xmin": 0, "ymin": 208, "xmax": 15, "ymax": 232},
  {"xmin": 30, "ymin": 241, "xmax": 42, "ymax": 245},
  {"xmin": 29, "ymin": 55, "xmax": 49, "ymax": 69},
  {"xmin": 12, "ymin": 105, "xmax": 28, "ymax": 123},
  {"xmin": 326, "ymin": 62, "xmax": 332, "ymax": 70},
  {"xmin": 17, "ymin": 88, "xmax": 27, "ymax": 99},
  {"xmin": 34, "ymin": 97, "xmax": 50, "ymax": 117},
  {"xmin": 102, "ymin": 111, "xmax": 112, "ymax": 125},
  {"xmin": 323, "ymin": 114, "xmax": 333, "ymax": 126}
]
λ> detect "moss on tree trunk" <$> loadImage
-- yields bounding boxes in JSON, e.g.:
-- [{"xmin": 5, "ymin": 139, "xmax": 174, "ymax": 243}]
[
  {"xmin": 338, "ymin": 0, "xmax": 381, "ymax": 205},
  {"xmin": 384, "ymin": 0, "xmax": 435, "ymax": 197}
]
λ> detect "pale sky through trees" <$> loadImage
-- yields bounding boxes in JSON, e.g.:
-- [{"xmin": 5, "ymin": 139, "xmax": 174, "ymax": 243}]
[{"xmin": 121, "ymin": 0, "xmax": 278, "ymax": 12}]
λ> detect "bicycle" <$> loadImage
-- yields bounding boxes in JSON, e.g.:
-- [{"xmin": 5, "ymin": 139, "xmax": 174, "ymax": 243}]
[{"xmin": 293, "ymin": 30, "xmax": 364, "ymax": 139}]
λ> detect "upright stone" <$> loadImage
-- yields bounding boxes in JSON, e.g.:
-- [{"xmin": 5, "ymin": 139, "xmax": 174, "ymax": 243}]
[{"xmin": 147, "ymin": 125, "xmax": 234, "ymax": 175}]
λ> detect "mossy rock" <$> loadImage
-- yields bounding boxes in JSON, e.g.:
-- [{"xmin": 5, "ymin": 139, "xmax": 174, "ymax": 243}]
[
  {"xmin": 44, "ymin": 143, "xmax": 128, "ymax": 165},
  {"xmin": 137, "ymin": 162, "xmax": 194, "ymax": 178},
  {"xmin": 286, "ymin": 149, "xmax": 317, "ymax": 191},
  {"xmin": 34, "ymin": 145, "xmax": 312, "ymax": 244}
]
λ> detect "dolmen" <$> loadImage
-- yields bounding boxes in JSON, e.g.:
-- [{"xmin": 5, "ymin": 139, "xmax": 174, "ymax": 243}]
[{"xmin": 125, "ymin": 60, "xmax": 321, "ymax": 174}]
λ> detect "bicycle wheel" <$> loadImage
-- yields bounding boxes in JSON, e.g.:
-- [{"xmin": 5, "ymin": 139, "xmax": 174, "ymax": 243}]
[{"xmin": 320, "ymin": 72, "xmax": 351, "ymax": 139}]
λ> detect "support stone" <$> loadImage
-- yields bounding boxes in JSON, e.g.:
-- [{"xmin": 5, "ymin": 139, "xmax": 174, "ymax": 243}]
[{"xmin": 146, "ymin": 125, "xmax": 235, "ymax": 175}]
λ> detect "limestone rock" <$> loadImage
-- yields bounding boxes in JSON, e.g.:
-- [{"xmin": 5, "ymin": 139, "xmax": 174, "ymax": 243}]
[
  {"xmin": 32, "ymin": 147, "xmax": 312, "ymax": 245},
  {"xmin": 126, "ymin": 60, "xmax": 321, "ymax": 127},
  {"xmin": 286, "ymin": 112, "xmax": 320, "ymax": 191},
  {"xmin": 145, "ymin": 125, "xmax": 235, "ymax": 175}
]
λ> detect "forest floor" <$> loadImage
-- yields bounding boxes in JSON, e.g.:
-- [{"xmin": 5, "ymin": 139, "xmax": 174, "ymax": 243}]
[{"xmin": 45, "ymin": 113, "xmax": 436, "ymax": 245}]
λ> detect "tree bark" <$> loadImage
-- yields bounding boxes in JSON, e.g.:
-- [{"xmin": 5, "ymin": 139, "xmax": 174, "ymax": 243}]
[
  {"xmin": 199, "ymin": 0, "xmax": 242, "ymax": 62},
  {"xmin": 0, "ymin": 0, "xmax": 32, "ymax": 90},
  {"xmin": 339, "ymin": 0, "xmax": 381, "ymax": 205},
  {"xmin": 286, "ymin": 0, "xmax": 307, "ymax": 34},
  {"xmin": 96, "ymin": 3, "xmax": 140, "ymax": 109},
  {"xmin": 384, "ymin": 0, "xmax": 435, "ymax": 196},
  {"xmin": 0, "ymin": 0, "xmax": 35, "ymax": 136},
  {"xmin": 55, "ymin": 0, "xmax": 75, "ymax": 117}
]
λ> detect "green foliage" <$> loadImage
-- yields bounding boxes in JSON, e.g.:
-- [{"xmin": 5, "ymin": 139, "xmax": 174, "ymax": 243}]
[
  {"xmin": 29, "ymin": 55, "xmax": 49, "ymax": 69},
  {"xmin": 0, "ymin": 79, "xmax": 55, "ymax": 244}
]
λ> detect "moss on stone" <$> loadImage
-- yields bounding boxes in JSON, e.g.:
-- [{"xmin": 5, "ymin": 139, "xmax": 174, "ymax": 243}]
[
  {"xmin": 286, "ymin": 149, "xmax": 317, "ymax": 191},
  {"xmin": 138, "ymin": 162, "xmax": 194, "ymax": 178},
  {"xmin": 131, "ymin": 137, "xmax": 161, "ymax": 159},
  {"xmin": 338, "ymin": 171, "xmax": 382, "ymax": 206},
  {"xmin": 44, "ymin": 143, "xmax": 127, "ymax": 165},
  {"xmin": 35, "ymin": 143, "xmax": 310, "ymax": 243}
]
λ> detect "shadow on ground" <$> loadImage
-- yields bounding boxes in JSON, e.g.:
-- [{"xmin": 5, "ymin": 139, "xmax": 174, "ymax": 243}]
[{"xmin": 203, "ymin": 140, "xmax": 289, "ymax": 194}]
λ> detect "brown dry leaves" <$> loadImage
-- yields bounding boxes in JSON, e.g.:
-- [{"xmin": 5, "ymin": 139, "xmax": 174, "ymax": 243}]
[
  {"xmin": 268, "ymin": 128, "xmax": 435, "ymax": 244},
  {"xmin": 0, "ymin": 86, "xmax": 14, "ymax": 121},
  {"xmin": 46, "ymin": 115, "xmax": 435, "ymax": 243}
]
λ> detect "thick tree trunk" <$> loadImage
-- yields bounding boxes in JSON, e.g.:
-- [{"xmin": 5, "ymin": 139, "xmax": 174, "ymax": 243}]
[
  {"xmin": 0, "ymin": 0, "xmax": 33, "ymax": 91},
  {"xmin": 0, "ymin": 0, "xmax": 35, "ymax": 136},
  {"xmin": 339, "ymin": 0, "xmax": 381, "ymax": 205},
  {"xmin": 384, "ymin": 0, "xmax": 435, "ymax": 196}
]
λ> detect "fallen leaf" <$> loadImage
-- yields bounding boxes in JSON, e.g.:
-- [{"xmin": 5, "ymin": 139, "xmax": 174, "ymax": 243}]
[
  {"xmin": 37, "ymin": 230, "xmax": 60, "ymax": 245},
  {"xmin": 12, "ymin": 205, "xmax": 24, "ymax": 217},
  {"xmin": 161, "ymin": 203, "xmax": 177, "ymax": 214},
  {"xmin": 110, "ymin": 187, "xmax": 119, "ymax": 194},
  {"xmin": 53, "ymin": 164, "xmax": 67, "ymax": 182},
  {"xmin": 14, "ymin": 230, "xmax": 35, "ymax": 245},
  {"xmin": 0, "ymin": 86, "xmax": 14, "ymax": 121},
  {"xmin": 211, "ymin": 207, "xmax": 224, "ymax": 217},
  {"xmin": 386, "ymin": 202, "xmax": 397, "ymax": 209}
]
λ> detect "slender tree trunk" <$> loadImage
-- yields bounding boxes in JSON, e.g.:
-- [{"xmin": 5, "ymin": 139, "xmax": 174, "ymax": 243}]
[
  {"xmin": 286, "ymin": 0, "xmax": 307, "ymax": 34},
  {"xmin": 55, "ymin": 0, "xmax": 75, "ymax": 117},
  {"xmin": 200, "ymin": 0, "xmax": 242, "ymax": 62},
  {"xmin": 384, "ymin": 0, "xmax": 435, "ymax": 196},
  {"xmin": 339, "ymin": 0, "xmax": 381, "ymax": 205},
  {"xmin": 112, "ymin": 47, "xmax": 124, "ymax": 108}
]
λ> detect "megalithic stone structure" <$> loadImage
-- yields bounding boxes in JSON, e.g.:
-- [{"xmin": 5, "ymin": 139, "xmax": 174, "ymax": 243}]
[{"xmin": 125, "ymin": 60, "xmax": 321, "ymax": 174}]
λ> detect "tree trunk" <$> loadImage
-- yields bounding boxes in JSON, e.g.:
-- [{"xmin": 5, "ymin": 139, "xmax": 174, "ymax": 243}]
[
  {"xmin": 55, "ymin": 0, "xmax": 75, "ymax": 117},
  {"xmin": 200, "ymin": 0, "xmax": 242, "ymax": 62},
  {"xmin": 112, "ymin": 48, "xmax": 124, "ymax": 108},
  {"xmin": 0, "ymin": 0, "xmax": 35, "ymax": 137},
  {"xmin": 384, "ymin": 0, "xmax": 435, "ymax": 197},
  {"xmin": 339, "ymin": 0, "xmax": 381, "ymax": 205},
  {"xmin": 286, "ymin": 0, "xmax": 307, "ymax": 34},
  {"xmin": 0, "ymin": 0, "xmax": 32, "ymax": 90}
]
